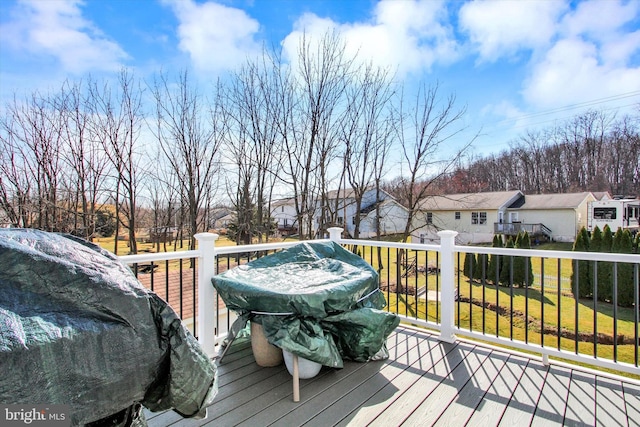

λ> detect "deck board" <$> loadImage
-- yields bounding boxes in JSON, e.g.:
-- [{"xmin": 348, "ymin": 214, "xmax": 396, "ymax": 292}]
[
  {"xmin": 144, "ymin": 326, "xmax": 640, "ymax": 427},
  {"xmin": 394, "ymin": 345, "xmax": 492, "ymax": 426},
  {"xmin": 465, "ymin": 355, "xmax": 528, "ymax": 426},
  {"xmin": 530, "ymin": 365, "xmax": 572, "ymax": 426},
  {"xmin": 624, "ymin": 381, "xmax": 640, "ymax": 427},
  {"xmin": 564, "ymin": 371, "xmax": 596, "ymax": 426},
  {"xmin": 594, "ymin": 376, "xmax": 626, "ymax": 427},
  {"xmin": 498, "ymin": 358, "xmax": 548, "ymax": 426},
  {"xmin": 431, "ymin": 350, "xmax": 509, "ymax": 426}
]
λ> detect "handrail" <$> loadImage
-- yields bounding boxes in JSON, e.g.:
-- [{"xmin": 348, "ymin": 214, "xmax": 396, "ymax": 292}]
[{"xmin": 118, "ymin": 228, "xmax": 640, "ymax": 378}]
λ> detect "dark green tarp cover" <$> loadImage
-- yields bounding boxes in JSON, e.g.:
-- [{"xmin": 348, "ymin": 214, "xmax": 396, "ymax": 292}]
[
  {"xmin": 213, "ymin": 241, "xmax": 400, "ymax": 368},
  {"xmin": 0, "ymin": 229, "xmax": 217, "ymax": 426}
]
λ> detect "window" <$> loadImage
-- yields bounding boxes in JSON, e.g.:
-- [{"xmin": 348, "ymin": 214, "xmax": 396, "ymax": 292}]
[
  {"xmin": 337, "ymin": 216, "xmax": 343, "ymax": 225},
  {"xmin": 455, "ymin": 211, "xmax": 461, "ymax": 220},
  {"xmin": 594, "ymin": 207, "xmax": 617, "ymax": 220},
  {"xmin": 420, "ymin": 233, "xmax": 425, "ymax": 244},
  {"xmin": 426, "ymin": 212, "xmax": 433, "ymax": 224},
  {"xmin": 281, "ymin": 206, "xmax": 284, "ymax": 212},
  {"xmin": 471, "ymin": 211, "xmax": 487, "ymax": 225},
  {"xmin": 352, "ymin": 216, "xmax": 356, "ymax": 225}
]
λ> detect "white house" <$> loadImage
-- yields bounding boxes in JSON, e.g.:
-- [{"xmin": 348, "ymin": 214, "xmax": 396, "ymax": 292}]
[
  {"xmin": 316, "ymin": 188, "xmax": 409, "ymax": 239},
  {"xmin": 270, "ymin": 197, "xmax": 299, "ymax": 236},
  {"xmin": 505, "ymin": 192, "xmax": 596, "ymax": 243},
  {"xmin": 413, "ymin": 190, "xmax": 523, "ymax": 244}
]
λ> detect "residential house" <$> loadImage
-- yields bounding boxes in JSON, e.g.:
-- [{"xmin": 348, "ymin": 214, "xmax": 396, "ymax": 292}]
[
  {"xmin": 270, "ymin": 197, "xmax": 299, "ymax": 236},
  {"xmin": 415, "ymin": 190, "xmax": 598, "ymax": 244},
  {"xmin": 505, "ymin": 192, "xmax": 596, "ymax": 243},
  {"xmin": 317, "ymin": 188, "xmax": 409, "ymax": 239},
  {"xmin": 413, "ymin": 190, "xmax": 524, "ymax": 244},
  {"xmin": 209, "ymin": 208, "xmax": 235, "ymax": 232}
]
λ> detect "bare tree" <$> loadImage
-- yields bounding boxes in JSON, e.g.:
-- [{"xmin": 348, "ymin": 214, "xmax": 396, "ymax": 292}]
[
  {"xmin": 150, "ymin": 70, "xmax": 222, "ymax": 250},
  {"xmin": 340, "ymin": 62, "xmax": 395, "ymax": 239},
  {"xmin": 222, "ymin": 52, "xmax": 281, "ymax": 244},
  {"xmin": 274, "ymin": 31, "xmax": 354, "ymax": 239},
  {"xmin": 146, "ymin": 150, "xmax": 180, "ymax": 252},
  {"xmin": 394, "ymin": 82, "xmax": 475, "ymax": 243},
  {"xmin": 89, "ymin": 70, "xmax": 145, "ymax": 254},
  {"xmin": 0, "ymin": 108, "xmax": 33, "ymax": 227},
  {"xmin": 0, "ymin": 92, "xmax": 64, "ymax": 231},
  {"xmin": 57, "ymin": 80, "xmax": 110, "ymax": 240}
]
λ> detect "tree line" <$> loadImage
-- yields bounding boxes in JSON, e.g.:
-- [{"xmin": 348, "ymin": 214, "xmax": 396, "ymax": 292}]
[
  {"xmin": 0, "ymin": 31, "xmax": 472, "ymax": 253},
  {"xmin": 1, "ymin": 30, "xmax": 637, "ymax": 254},
  {"xmin": 432, "ymin": 109, "xmax": 639, "ymax": 196}
]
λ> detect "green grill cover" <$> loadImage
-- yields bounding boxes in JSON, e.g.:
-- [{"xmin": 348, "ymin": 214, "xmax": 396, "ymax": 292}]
[
  {"xmin": 212, "ymin": 241, "xmax": 400, "ymax": 368},
  {"xmin": 0, "ymin": 229, "xmax": 217, "ymax": 426}
]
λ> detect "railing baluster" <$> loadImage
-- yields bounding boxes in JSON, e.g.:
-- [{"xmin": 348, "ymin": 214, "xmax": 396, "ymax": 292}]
[
  {"xmin": 540, "ymin": 257, "xmax": 545, "ymax": 349},
  {"xmin": 613, "ymin": 262, "xmax": 618, "ymax": 363},
  {"xmin": 117, "ymin": 228, "xmax": 639, "ymax": 377},
  {"xmin": 525, "ymin": 257, "xmax": 529, "ymax": 344},
  {"xmin": 557, "ymin": 258, "xmax": 562, "ymax": 351},
  {"xmin": 635, "ymin": 263, "xmax": 639, "ymax": 367},
  {"xmin": 574, "ymin": 259, "xmax": 579, "ymax": 355},
  {"xmin": 593, "ymin": 261, "xmax": 598, "ymax": 359}
]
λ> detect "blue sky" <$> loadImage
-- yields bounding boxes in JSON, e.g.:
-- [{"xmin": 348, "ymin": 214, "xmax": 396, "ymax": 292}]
[{"xmin": 1, "ymin": 0, "xmax": 639, "ymax": 156}]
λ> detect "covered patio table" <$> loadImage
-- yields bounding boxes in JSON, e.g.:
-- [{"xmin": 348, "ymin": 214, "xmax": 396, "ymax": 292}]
[{"xmin": 212, "ymin": 241, "xmax": 400, "ymax": 401}]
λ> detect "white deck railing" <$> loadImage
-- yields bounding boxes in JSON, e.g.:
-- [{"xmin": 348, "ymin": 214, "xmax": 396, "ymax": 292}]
[{"xmin": 119, "ymin": 227, "xmax": 640, "ymax": 378}]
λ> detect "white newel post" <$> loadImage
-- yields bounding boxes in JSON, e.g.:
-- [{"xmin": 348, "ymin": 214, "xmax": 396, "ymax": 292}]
[
  {"xmin": 437, "ymin": 230, "xmax": 458, "ymax": 343},
  {"xmin": 195, "ymin": 232, "xmax": 219, "ymax": 357},
  {"xmin": 327, "ymin": 227, "xmax": 344, "ymax": 242}
]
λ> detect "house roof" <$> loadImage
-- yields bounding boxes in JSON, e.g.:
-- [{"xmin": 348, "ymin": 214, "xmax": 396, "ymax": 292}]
[
  {"xmin": 507, "ymin": 192, "xmax": 594, "ymax": 210},
  {"xmin": 418, "ymin": 190, "xmax": 523, "ymax": 211},
  {"xmin": 325, "ymin": 187, "xmax": 393, "ymax": 200}
]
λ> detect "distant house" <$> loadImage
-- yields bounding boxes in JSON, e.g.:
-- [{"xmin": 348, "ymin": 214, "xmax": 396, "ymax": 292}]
[
  {"xmin": 317, "ymin": 188, "xmax": 409, "ymax": 239},
  {"xmin": 270, "ymin": 198, "xmax": 299, "ymax": 236},
  {"xmin": 505, "ymin": 192, "xmax": 596, "ymax": 243},
  {"xmin": 210, "ymin": 208, "xmax": 235, "ymax": 232},
  {"xmin": 413, "ymin": 190, "xmax": 523, "ymax": 244},
  {"xmin": 414, "ymin": 190, "xmax": 598, "ymax": 244}
]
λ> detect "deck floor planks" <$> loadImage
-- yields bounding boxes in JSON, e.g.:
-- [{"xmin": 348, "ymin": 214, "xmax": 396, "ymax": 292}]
[
  {"xmin": 143, "ymin": 326, "xmax": 639, "ymax": 427},
  {"xmin": 332, "ymin": 335, "xmax": 460, "ymax": 427},
  {"xmin": 305, "ymin": 330, "xmax": 448, "ymax": 427},
  {"xmin": 362, "ymin": 341, "xmax": 471, "ymax": 427},
  {"xmin": 429, "ymin": 350, "xmax": 510, "ymax": 426},
  {"xmin": 260, "ymin": 330, "xmax": 424, "ymax": 426},
  {"xmin": 498, "ymin": 358, "xmax": 548, "ymax": 426},
  {"xmin": 624, "ymin": 381, "xmax": 640, "ymax": 427},
  {"xmin": 594, "ymin": 376, "xmax": 627, "ymax": 427},
  {"xmin": 393, "ymin": 345, "xmax": 493, "ymax": 426},
  {"xmin": 530, "ymin": 365, "xmax": 572, "ymax": 426},
  {"xmin": 258, "ymin": 329, "xmax": 421, "ymax": 427},
  {"xmin": 563, "ymin": 370, "xmax": 596, "ymax": 426},
  {"xmin": 464, "ymin": 354, "xmax": 529, "ymax": 426}
]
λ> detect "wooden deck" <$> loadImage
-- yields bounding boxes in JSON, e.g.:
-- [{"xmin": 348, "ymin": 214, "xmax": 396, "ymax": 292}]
[{"xmin": 145, "ymin": 326, "xmax": 640, "ymax": 427}]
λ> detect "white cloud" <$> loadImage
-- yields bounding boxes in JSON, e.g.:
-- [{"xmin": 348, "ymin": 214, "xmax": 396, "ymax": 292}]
[
  {"xmin": 0, "ymin": 0, "xmax": 127, "ymax": 74},
  {"xmin": 281, "ymin": 0, "xmax": 459, "ymax": 77},
  {"xmin": 459, "ymin": 0, "xmax": 568, "ymax": 62},
  {"xmin": 560, "ymin": 0, "xmax": 640, "ymax": 39},
  {"xmin": 523, "ymin": 37, "xmax": 640, "ymax": 109},
  {"xmin": 165, "ymin": 0, "xmax": 261, "ymax": 72}
]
